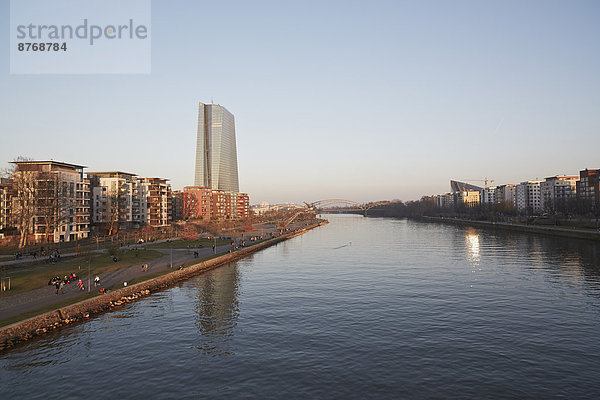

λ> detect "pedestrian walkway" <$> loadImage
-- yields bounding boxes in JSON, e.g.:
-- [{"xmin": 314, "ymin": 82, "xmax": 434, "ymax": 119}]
[{"xmin": 0, "ymin": 244, "xmax": 233, "ymax": 323}]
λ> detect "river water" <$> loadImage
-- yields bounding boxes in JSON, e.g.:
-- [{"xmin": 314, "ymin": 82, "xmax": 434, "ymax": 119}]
[{"xmin": 2, "ymin": 215, "xmax": 600, "ymax": 399}]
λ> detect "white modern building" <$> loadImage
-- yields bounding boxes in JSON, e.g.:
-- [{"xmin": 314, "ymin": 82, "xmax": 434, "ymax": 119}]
[
  {"xmin": 496, "ymin": 184, "xmax": 517, "ymax": 206},
  {"xmin": 88, "ymin": 171, "xmax": 144, "ymax": 231},
  {"xmin": 481, "ymin": 187, "xmax": 497, "ymax": 204},
  {"xmin": 516, "ymin": 181, "xmax": 542, "ymax": 214},
  {"xmin": 435, "ymin": 193, "xmax": 455, "ymax": 208},
  {"xmin": 540, "ymin": 175, "xmax": 578, "ymax": 212}
]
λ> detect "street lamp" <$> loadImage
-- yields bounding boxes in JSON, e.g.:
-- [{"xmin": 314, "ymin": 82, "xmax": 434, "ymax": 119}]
[{"xmin": 88, "ymin": 252, "xmax": 91, "ymax": 293}]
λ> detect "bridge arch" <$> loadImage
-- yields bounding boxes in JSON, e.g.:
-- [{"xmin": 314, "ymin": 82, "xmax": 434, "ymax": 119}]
[{"xmin": 306, "ymin": 199, "xmax": 388, "ymax": 211}]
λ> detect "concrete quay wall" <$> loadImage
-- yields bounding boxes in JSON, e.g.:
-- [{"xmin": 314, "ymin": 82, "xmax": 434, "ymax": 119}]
[{"xmin": 0, "ymin": 221, "xmax": 328, "ymax": 350}]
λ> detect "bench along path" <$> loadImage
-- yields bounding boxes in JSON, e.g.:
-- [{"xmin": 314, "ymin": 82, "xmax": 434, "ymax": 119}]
[{"xmin": 0, "ymin": 244, "xmax": 233, "ymax": 322}]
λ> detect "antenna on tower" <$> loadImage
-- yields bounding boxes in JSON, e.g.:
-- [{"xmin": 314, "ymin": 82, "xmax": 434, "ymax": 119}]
[{"xmin": 211, "ymin": 97, "xmax": 214, "ymax": 104}]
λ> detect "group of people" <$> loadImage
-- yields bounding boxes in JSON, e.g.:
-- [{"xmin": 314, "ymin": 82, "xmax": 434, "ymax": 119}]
[
  {"xmin": 48, "ymin": 273, "xmax": 84, "ymax": 294},
  {"xmin": 16, "ymin": 246, "xmax": 62, "ymax": 262},
  {"xmin": 48, "ymin": 273, "xmax": 102, "ymax": 294}
]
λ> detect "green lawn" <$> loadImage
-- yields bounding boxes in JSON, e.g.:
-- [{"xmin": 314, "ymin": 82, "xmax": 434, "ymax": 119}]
[
  {"xmin": 0, "ymin": 249, "xmax": 163, "ymax": 297},
  {"xmin": 143, "ymin": 238, "xmax": 231, "ymax": 249}
]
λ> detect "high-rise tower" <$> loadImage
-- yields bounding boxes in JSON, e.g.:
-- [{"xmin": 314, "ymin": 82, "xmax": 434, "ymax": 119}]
[{"xmin": 194, "ymin": 102, "xmax": 240, "ymax": 192}]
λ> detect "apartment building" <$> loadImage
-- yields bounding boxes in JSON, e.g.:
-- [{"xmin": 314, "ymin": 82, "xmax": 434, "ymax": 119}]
[
  {"xmin": 481, "ymin": 187, "xmax": 497, "ymax": 204},
  {"xmin": 540, "ymin": 175, "xmax": 578, "ymax": 212},
  {"xmin": 576, "ymin": 169, "xmax": 600, "ymax": 210},
  {"xmin": 13, "ymin": 161, "xmax": 90, "ymax": 243},
  {"xmin": 137, "ymin": 178, "xmax": 172, "ymax": 227},
  {"xmin": 516, "ymin": 181, "xmax": 542, "ymax": 214},
  {"xmin": 171, "ymin": 190, "xmax": 184, "ymax": 222},
  {"xmin": 495, "ymin": 184, "xmax": 517, "ymax": 205},
  {"xmin": 183, "ymin": 186, "xmax": 249, "ymax": 220},
  {"xmin": 0, "ymin": 178, "xmax": 11, "ymax": 233},
  {"xmin": 435, "ymin": 193, "xmax": 455, "ymax": 208},
  {"xmin": 87, "ymin": 171, "xmax": 145, "ymax": 231},
  {"xmin": 455, "ymin": 190, "xmax": 480, "ymax": 208},
  {"xmin": 183, "ymin": 186, "xmax": 213, "ymax": 221},
  {"xmin": 233, "ymin": 192, "xmax": 250, "ymax": 219}
]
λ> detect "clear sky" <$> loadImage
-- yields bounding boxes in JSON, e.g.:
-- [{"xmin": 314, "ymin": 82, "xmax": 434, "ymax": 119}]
[{"xmin": 1, "ymin": 0, "xmax": 599, "ymax": 204}]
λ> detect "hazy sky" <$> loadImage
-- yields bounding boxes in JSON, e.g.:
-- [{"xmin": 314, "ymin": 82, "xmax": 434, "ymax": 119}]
[{"xmin": 1, "ymin": 0, "xmax": 599, "ymax": 204}]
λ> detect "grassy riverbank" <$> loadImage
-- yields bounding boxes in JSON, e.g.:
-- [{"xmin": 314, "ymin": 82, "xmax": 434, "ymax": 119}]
[
  {"xmin": 143, "ymin": 238, "xmax": 232, "ymax": 249},
  {"xmin": 0, "ymin": 249, "xmax": 163, "ymax": 297}
]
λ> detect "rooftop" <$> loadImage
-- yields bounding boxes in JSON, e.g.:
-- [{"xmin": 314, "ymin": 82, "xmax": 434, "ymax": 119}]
[
  {"xmin": 11, "ymin": 160, "xmax": 86, "ymax": 169},
  {"xmin": 87, "ymin": 171, "xmax": 137, "ymax": 178}
]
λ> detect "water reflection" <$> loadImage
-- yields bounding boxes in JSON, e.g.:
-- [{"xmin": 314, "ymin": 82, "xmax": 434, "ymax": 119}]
[
  {"xmin": 193, "ymin": 262, "xmax": 240, "ymax": 356},
  {"xmin": 465, "ymin": 228, "xmax": 480, "ymax": 264},
  {"xmin": 453, "ymin": 224, "xmax": 600, "ymax": 291},
  {"xmin": 5, "ymin": 215, "xmax": 600, "ymax": 399}
]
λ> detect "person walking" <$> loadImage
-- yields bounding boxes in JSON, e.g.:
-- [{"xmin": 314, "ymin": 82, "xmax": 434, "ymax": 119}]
[
  {"xmin": 59, "ymin": 280, "xmax": 65, "ymax": 294},
  {"xmin": 55, "ymin": 280, "xmax": 61, "ymax": 295},
  {"xmin": 94, "ymin": 276, "xmax": 100, "ymax": 286}
]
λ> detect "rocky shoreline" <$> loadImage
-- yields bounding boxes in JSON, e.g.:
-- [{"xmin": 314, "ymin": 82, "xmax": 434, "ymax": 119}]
[{"xmin": 0, "ymin": 221, "xmax": 328, "ymax": 351}]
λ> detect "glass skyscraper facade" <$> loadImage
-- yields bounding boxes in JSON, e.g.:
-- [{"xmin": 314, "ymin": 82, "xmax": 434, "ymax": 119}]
[{"xmin": 194, "ymin": 103, "xmax": 240, "ymax": 192}]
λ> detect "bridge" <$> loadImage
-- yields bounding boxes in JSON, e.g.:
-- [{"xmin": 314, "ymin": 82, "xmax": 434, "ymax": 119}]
[
  {"xmin": 276, "ymin": 199, "xmax": 389, "ymax": 229},
  {"xmin": 305, "ymin": 199, "xmax": 388, "ymax": 213}
]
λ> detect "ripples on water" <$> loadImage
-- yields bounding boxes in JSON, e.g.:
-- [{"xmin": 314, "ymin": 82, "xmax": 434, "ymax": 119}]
[{"xmin": 2, "ymin": 215, "xmax": 600, "ymax": 399}]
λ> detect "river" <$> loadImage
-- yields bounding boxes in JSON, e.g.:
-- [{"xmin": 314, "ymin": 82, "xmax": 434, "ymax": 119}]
[{"xmin": 2, "ymin": 214, "xmax": 600, "ymax": 399}]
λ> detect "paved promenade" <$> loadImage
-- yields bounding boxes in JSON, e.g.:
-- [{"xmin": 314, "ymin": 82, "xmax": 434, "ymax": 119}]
[{"xmin": 0, "ymin": 243, "xmax": 234, "ymax": 322}]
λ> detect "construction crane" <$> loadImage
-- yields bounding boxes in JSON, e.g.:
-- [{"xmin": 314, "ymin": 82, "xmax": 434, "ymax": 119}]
[{"xmin": 462, "ymin": 177, "xmax": 495, "ymax": 188}]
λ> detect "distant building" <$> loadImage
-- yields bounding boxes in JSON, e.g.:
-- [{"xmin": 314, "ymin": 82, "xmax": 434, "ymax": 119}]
[
  {"xmin": 233, "ymin": 192, "xmax": 249, "ymax": 219},
  {"xmin": 171, "ymin": 190, "xmax": 184, "ymax": 222},
  {"xmin": 576, "ymin": 169, "xmax": 600, "ymax": 211},
  {"xmin": 540, "ymin": 175, "xmax": 578, "ymax": 212},
  {"xmin": 495, "ymin": 184, "xmax": 517, "ymax": 206},
  {"xmin": 13, "ymin": 161, "xmax": 90, "ymax": 243},
  {"xmin": 194, "ymin": 102, "xmax": 240, "ymax": 193},
  {"xmin": 454, "ymin": 190, "xmax": 480, "ymax": 207},
  {"xmin": 250, "ymin": 202, "xmax": 302, "ymax": 215},
  {"xmin": 481, "ymin": 187, "xmax": 497, "ymax": 204},
  {"xmin": 183, "ymin": 186, "xmax": 214, "ymax": 221},
  {"xmin": 450, "ymin": 180, "xmax": 483, "ymax": 193},
  {"xmin": 435, "ymin": 193, "xmax": 455, "ymax": 208},
  {"xmin": 183, "ymin": 186, "xmax": 249, "ymax": 220},
  {"xmin": 516, "ymin": 181, "xmax": 542, "ymax": 214}
]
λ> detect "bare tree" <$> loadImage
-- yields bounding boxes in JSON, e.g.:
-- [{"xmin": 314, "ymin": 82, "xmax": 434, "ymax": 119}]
[
  {"xmin": 37, "ymin": 173, "xmax": 75, "ymax": 243},
  {"xmin": 183, "ymin": 191, "xmax": 199, "ymax": 220},
  {"xmin": 36, "ymin": 173, "xmax": 58, "ymax": 243},
  {"xmin": 107, "ymin": 193, "xmax": 123, "ymax": 236},
  {"xmin": 11, "ymin": 170, "xmax": 38, "ymax": 248},
  {"xmin": 3, "ymin": 157, "xmax": 36, "ymax": 248}
]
